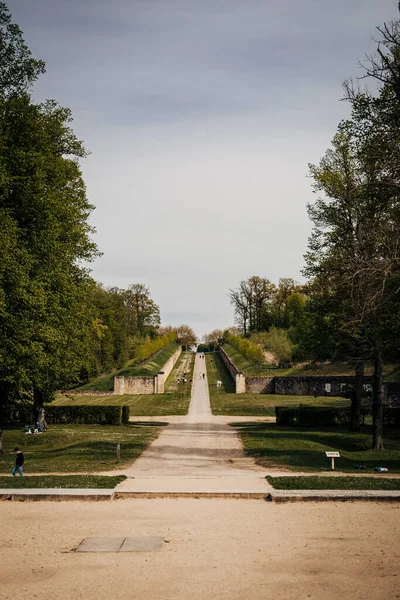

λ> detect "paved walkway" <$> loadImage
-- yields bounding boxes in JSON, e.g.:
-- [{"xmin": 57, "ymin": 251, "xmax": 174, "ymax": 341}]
[{"xmin": 115, "ymin": 354, "xmax": 271, "ymax": 495}]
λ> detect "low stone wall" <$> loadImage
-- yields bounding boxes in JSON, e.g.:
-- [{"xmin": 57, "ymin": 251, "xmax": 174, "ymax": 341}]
[
  {"xmin": 114, "ymin": 345, "xmax": 182, "ymax": 395},
  {"xmin": 218, "ymin": 346, "xmax": 246, "ymax": 394},
  {"xmin": 273, "ymin": 375, "xmax": 373, "ymax": 397},
  {"xmin": 114, "ymin": 376, "xmax": 155, "ymax": 395}
]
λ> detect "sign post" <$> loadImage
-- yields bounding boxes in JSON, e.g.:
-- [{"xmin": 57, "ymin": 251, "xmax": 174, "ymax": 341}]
[{"xmin": 325, "ymin": 451, "xmax": 340, "ymax": 471}]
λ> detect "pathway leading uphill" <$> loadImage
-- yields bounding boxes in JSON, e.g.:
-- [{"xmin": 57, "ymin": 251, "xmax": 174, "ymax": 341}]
[{"xmin": 116, "ymin": 354, "xmax": 271, "ymax": 496}]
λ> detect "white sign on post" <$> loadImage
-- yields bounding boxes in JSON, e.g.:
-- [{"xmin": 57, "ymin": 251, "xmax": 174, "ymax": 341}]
[{"xmin": 325, "ymin": 451, "xmax": 340, "ymax": 470}]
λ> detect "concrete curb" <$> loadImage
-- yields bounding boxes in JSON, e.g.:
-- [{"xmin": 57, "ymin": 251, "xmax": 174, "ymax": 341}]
[
  {"xmin": 266, "ymin": 490, "xmax": 400, "ymax": 503},
  {"xmin": 2, "ymin": 488, "xmax": 400, "ymax": 502},
  {"xmin": 0, "ymin": 489, "xmax": 114, "ymax": 501}
]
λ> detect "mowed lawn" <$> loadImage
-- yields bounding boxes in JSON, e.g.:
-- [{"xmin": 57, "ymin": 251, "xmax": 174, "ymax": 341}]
[
  {"xmin": 54, "ymin": 352, "xmax": 195, "ymax": 416},
  {"xmin": 233, "ymin": 422, "xmax": 400, "ymax": 473},
  {"xmin": 206, "ymin": 353, "xmax": 349, "ymax": 416},
  {"xmin": 0, "ymin": 475, "xmax": 126, "ymax": 488},
  {"xmin": 0, "ymin": 424, "xmax": 161, "ymax": 474}
]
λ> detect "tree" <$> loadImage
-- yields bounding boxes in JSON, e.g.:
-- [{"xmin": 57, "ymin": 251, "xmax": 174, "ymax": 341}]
[
  {"xmin": 0, "ymin": 2, "xmax": 45, "ymax": 98},
  {"xmin": 175, "ymin": 325, "xmax": 197, "ymax": 350},
  {"xmin": 264, "ymin": 327, "xmax": 294, "ymax": 366},
  {"xmin": 0, "ymin": 6, "xmax": 99, "ymax": 417},
  {"xmin": 305, "ymin": 111, "xmax": 400, "ymax": 447},
  {"xmin": 203, "ymin": 329, "xmax": 224, "ymax": 350},
  {"xmin": 229, "ymin": 276, "xmax": 276, "ymax": 334},
  {"xmin": 122, "ymin": 284, "xmax": 160, "ymax": 339}
]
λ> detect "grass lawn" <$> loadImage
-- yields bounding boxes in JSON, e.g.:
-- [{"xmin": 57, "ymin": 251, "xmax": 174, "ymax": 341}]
[
  {"xmin": 266, "ymin": 476, "xmax": 400, "ymax": 490},
  {"xmin": 54, "ymin": 352, "xmax": 195, "ymax": 416},
  {"xmin": 232, "ymin": 422, "xmax": 400, "ymax": 472},
  {"xmin": 0, "ymin": 423, "xmax": 161, "ymax": 473},
  {"xmin": 0, "ymin": 475, "xmax": 126, "ymax": 488},
  {"xmin": 206, "ymin": 353, "xmax": 349, "ymax": 416},
  {"xmin": 222, "ymin": 344, "xmax": 399, "ymax": 379},
  {"xmin": 77, "ymin": 342, "xmax": 180, "ymax": 391}
]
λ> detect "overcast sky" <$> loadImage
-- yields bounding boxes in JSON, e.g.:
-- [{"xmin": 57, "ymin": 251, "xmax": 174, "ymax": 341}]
[{"xmin": 10, "ymin": 0, "xmax": 398, "ymax": 338}]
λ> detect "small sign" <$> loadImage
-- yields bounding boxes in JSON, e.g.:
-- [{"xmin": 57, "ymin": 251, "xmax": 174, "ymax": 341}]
[{"xmin": 325, "ymin": 452, "xmax": 340, "ymax": 458}]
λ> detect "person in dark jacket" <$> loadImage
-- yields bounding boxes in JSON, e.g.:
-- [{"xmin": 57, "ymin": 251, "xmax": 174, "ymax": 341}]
[{"xmin": 12, "ymin": 447, "xmax": 24, "ymax": 476}]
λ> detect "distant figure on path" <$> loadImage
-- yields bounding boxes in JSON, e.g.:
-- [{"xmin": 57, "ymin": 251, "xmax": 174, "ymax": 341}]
[
  {"xmin": 203, "ymin": 373, "xmax": 205, "ymax": 380},
  {"xmin": 12, "ymin": 447, "xmax": 24, "ymax": 477}
]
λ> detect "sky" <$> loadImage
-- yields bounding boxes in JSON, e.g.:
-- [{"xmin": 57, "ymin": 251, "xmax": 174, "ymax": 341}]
[{"xmin": 10, "ymin": 0, "xmax": 399, "ymax": 338}]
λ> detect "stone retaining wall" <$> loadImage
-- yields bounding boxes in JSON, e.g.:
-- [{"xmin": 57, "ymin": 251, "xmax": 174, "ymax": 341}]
[
  {"xmin": 114, "ymin": 345, "xmax": 182, "ymax": 395},
  {"xmin": 246, "ymin": 377, "xmax": 275, "ymax": 394},
  {"xmin": 218, "ymin": 346, "xmax": 246, "ymax": 394}
]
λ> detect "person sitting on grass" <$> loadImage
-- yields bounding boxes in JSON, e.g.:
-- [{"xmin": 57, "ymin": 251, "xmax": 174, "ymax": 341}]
[{"xmin": 12, "ymin": 447, "xmax": 24, "ymax": 477}]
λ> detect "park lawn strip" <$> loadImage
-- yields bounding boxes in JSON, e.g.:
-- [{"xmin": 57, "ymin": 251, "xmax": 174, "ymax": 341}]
[
  {"xmin": 54, "ymin": 352, "xmax": 195, "ymax": 415},
  {"xmin": 77, "ymin": 342, "xmax": 179, "ymax": 391},
  {"xmin": 266, "ymin": 476, "xmax": 400, "ymax": 490},
  {"xmin": 0, "ymin": 424, "xmax": 161, "ymax": 473},
  {"xmin": 206, "ymin": 353, "xmax": 349, "ymax": 416},
  {"xmin": 232, "ymin": 422, "xmax": 400, "ymax": 473},
  {"xmin": 0, "ymin": 475, "xmax": 126, "ymax": 488}
]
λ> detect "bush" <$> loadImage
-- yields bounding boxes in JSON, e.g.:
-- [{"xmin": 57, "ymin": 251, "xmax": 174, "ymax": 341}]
[
  {"xmin": 224, "ymin": 332, "xmax": 265, "ymax": 366},
  {"xmin": 44, "ymin": 405, "xmax": 129, "ymax": 425},
  {"xmin": 275, "ymin": 406, "xmax": 372, "ymax": 427},
  {"xmin": 134, "ymin": 332, "xmax": 177, "ymax": 363}
]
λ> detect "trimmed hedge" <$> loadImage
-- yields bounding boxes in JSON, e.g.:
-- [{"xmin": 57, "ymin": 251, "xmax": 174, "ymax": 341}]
[
  {"xmin": 275, "ymin": 406, "xmax": 400, "ymax": 428},
  {"xmin": 44, "ymin": 405, "xmax": 130, "ymax": 425}
]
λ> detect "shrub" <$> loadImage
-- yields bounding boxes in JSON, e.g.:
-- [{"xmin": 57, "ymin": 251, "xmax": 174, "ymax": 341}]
[
  {"xmin": 224, "ymin": 332, "xmax": 265, "ymax": 366},
  {"xmin": 263, "ymin": 326, "xmax": 293, "ymax": 365},
  {"xmin": 134, "ymin": 332, "xmax": 177, "ymax": 363},
  {"xmin": 44, "ymin": 405, "xmax": 129, "ymax": 425},
  {"xmin": 275, "ymin": 406, "xmax": 372, "ymax": 427}
]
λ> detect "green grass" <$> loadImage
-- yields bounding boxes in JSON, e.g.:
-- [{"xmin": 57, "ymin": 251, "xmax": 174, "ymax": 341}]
[
  {"xmin": 0, "ymin": 424, "xmax": 161, "ymax": 473},
  {"xmin": 77, "ymin": 342, "xmax": 179, "ymax": 391},
  {"xmin": 222, "ymin": 344, "xmax": 399, "ymax": 379},
  {"xmin": 267, "ymin": 476, "xmax": 400, "ymax": 490},
  {"xmin": 0, "ymin": 475, "xmax": 126, "ymax": 488},
  {"xmin": 55, "ymin": 352, "xmax": 195, "ymax": 416},
  {"xmin": 206, "ymin": 353, "xmax": 349, "ymax": 416},
  {"xmin": 233, "ymin": 422, "xmax": 400, "ymax": 472}
]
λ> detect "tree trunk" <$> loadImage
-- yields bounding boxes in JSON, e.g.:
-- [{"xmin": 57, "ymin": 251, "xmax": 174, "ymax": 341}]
[
  {"xmin": 350, "ymin": 359, "xmax": 364, "ymax": 431},
  {"xmin": 372, "ymin": 352, "xmax": 384, "ymax": 450},
  {"xmin": 0, "ymin": 429, "xmax": 3, "ymax": 453}
]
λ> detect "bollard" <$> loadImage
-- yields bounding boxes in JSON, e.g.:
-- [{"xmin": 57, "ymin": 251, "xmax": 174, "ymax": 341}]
[{"xmin": 116, "ymin": 443, "xmax": 120, "ymax": 463}]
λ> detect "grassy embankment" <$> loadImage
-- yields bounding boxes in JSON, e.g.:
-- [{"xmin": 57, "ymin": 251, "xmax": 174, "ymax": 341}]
[
  {"xmin": 222, "ymin": 343, "xmax": 400, "ymax": 380},
  {"xmin": 266, "ymin": 476, "xmax": 400, "ymax": 490},
  {"xmin": 77, "ymin": 342, "xmax": 180, "ymax": 392},
  {"xmin": 54, "ymin": 351, "xmax": 195, "ymax": 416},
  {"xmin": 232, "ymin": 421, "xmax": 400, "ymax": 473},
  {"xmin": 206, "ymin": 352, "xmax": 348, "ymax": 416},
  {"xmin": 0, "ymin": 423, "xmax": 161, "ymax": 474}
]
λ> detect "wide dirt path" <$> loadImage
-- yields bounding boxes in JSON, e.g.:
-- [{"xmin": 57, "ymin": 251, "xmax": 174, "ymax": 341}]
[{"xmin": 117, "ymin": 354, "xmax": 270, "ymax": 493}]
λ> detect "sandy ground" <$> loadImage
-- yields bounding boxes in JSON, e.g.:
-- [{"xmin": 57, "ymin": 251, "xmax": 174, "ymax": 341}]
[{"xmin": 1, "ymin": 498, "xmax": 399, "ymax": 600}]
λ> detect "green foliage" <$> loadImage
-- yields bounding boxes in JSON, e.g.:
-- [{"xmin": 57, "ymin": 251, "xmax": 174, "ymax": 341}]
[
  {"xmin": 44, "ymin": 405, "xmax": 129, "ymax": 425},
  {"xmin": 264, "ymin": 327, "xmax": 294, "ymax": 365},
  {"xmin": 223, "ymin": 332, "xmax": 265, "ymax": 367},
  {"xmin": 134, "ymin": 332, "xmax": 176, "ymax": 363},
  {"xmin": 275, "ymin": 406, "xmax": 400, "ymax": 428},
  {"xmin": 0, "ymin": 2, "xmax": 46, "ymax": 98}
]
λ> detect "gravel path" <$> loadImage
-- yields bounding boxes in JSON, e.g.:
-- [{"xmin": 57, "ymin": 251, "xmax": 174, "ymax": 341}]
[{"xmin": 116, "ymin": 354, "xmax": 270, "ymax": 493}]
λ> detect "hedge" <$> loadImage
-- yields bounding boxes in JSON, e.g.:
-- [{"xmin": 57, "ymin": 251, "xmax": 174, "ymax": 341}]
[
  {"xmin": 135, "ymin": 332, "xmax": 177, "ymax": 363},
  {"xmin": 223, "ymin": 332, "xmax": 265, "ymax": 366},
  {"xmin": 275, "ymin": 406, "xmax": 400, "ymax": 428},
  {"xmin": 44, "ymin": 405, "xmax": 130, "ymax": 425}
]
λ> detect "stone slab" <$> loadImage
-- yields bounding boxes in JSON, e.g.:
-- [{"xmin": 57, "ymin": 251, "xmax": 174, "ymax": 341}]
[
  {"xmin": 0, "ymin": 489, "xmax": 114, "ymax": 502},
  {"xmin": 76, "ymin": 537, "xmax": 125, "ymax": 552},
  {"xmin": 115, "ymin": 476, "xmax": 271, "ymax": 495},
  {"xmin": 120, "ymin": 537, "xmax": 164, "ymax": 552},
  {"xmin": 267, "ymin": 490, "xmax": 400, "ymax": 502}
]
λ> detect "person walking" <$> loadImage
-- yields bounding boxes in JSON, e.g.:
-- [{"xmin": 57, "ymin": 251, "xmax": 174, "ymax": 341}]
[{"xmin": 12, "ymin": 447, "xmax": 24, "ymax": 477}]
